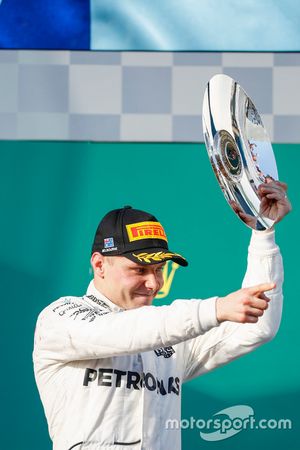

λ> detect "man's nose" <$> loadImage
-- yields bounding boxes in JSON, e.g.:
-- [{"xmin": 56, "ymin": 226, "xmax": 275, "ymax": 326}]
[{"xmin": 145, "ymin": 273, "xmax": 160, "ymax": 291}]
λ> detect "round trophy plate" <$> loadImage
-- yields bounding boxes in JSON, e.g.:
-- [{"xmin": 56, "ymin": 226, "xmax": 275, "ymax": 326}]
[{"xmin": 202, "ymin": 74, "xmax": 278, "ymax": 230}]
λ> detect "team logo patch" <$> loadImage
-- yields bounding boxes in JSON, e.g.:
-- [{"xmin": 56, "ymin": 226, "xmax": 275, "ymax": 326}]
[
  {"xmin": 126, "ymin": 221, "xmax": 167, "ymax": 242},
  {"xmin": 104, "ymin": 237, "xmax": 115, "ymax": 248}
]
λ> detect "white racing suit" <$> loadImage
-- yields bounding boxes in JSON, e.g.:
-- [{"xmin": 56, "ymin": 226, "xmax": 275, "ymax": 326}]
[{"xmin": 33, "ymin": 230, "xmax": 283, "ymax": 450}]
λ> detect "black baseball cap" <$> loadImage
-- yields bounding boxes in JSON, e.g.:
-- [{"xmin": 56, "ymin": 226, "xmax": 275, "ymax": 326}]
[{"xmin": 91, "ymin": 206, "xmax": 188, "ymax": 266}]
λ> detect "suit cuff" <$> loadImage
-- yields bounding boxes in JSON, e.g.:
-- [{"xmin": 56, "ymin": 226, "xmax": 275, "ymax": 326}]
[
  {"xmin": 197, "ymin": 296, "xmax": 219, "ymax": 332},
  {"xmin": 249, "ymin": 229, "xmax": 279, "ymax": 255}
]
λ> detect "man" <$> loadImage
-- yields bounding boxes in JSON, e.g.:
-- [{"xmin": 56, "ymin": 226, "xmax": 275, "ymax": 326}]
[{"xmin": 33, "ymin": 180, "xmax": 291, "ymax": 450}]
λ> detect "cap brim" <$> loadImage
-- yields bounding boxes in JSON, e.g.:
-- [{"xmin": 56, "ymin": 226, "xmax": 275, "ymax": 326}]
[{"xmin": 123, "ymin": 248, "xmax": 188, "ymax": 267}]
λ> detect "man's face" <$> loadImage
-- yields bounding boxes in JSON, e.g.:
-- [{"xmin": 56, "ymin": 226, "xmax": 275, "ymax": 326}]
[{"xmin": 99, "ymin": 256, "xmax": 165, "ymax": 309}]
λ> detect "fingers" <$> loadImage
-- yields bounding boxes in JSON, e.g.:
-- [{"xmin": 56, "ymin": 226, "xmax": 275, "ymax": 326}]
[
  {"xmin": 239, "ymin": 285, "xmax": 273, "ymax": 323},
  {"xmin": 259, "ymin": 197, "xmax": 268, "ymax": 207},
  {"xmin": 275, "ymin": 181, "xmax": 288, "ymax": 192},
  {"xmin": 258, "ymin": 184, "xmax": 286, "ymax": 198},
  {"xmin": 244, "ymin": 314, "xmax": 260, "ymax": 323},
  {"xmin": 229, "ymin": 200, "xmax": 242, "ymax": 214},
  {"xmin": 217, "ymin": 283, "xmax": 275, "ymax": 324},
  {"xmin": 240, "ymin": 298, "xmax": 270, "ymax": 323},
  {"xmin": 243, "ymin": 295, "xmax": 269, "ymax": 312},
  {"xmin": 265, "ymin": 192, "xmax": 285, "ymax": 201},
  {"xmin": 264, "ymin": 179, "xmax": 288, "ymax": 191},
  {"xmin": 247, "ymin": 282, "xmax": 276, "ymax": 295},
  {"xmin": 258, "ymin": 292, "xmax": 271, "ymax": 301},
  {"xmin": 258, "ymin": 180, "xmax": 292, "ymax": 223},
  {"xmin": 258, "ymin": 180, "xmax": 288, "ymax": 199},
  {"xmin": 244, "ymin": 304, "xmax": 268, "ymax": 323},
  {"xmin": 248, "ymin": 296, "xmax": 270, "ymax": 309}
]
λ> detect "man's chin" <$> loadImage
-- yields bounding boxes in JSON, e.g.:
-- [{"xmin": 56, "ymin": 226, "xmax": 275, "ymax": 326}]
[{"xmin": 133, "ymin": 293, "xmax": 155, "ymax": 305}]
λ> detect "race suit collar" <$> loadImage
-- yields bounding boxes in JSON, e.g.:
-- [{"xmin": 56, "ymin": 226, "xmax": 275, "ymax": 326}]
[{"xmin": 86, "ymin": 280, "xmax": 123, "ymax": 312}]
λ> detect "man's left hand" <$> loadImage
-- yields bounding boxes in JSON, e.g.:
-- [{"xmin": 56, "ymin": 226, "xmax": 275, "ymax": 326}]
[{"xmin": 258, "ymin": 179, "xmax": 292, "ymax": 223}]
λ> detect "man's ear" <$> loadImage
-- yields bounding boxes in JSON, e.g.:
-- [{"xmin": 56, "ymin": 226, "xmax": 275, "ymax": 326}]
[{"xmin": 91, "ymin": 252, "xmax": 105, "ymax": 278}]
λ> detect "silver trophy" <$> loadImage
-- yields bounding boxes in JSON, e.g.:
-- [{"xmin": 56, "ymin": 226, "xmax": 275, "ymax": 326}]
[{"xmin": 202, "ymin": 74, "xmax": 278, "ymax": 230}]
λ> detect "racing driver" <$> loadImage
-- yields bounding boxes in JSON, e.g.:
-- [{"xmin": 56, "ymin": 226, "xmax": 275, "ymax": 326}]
[{"xmin": 33, "ymin": 180, "xmax": 291, "ymax": 450}]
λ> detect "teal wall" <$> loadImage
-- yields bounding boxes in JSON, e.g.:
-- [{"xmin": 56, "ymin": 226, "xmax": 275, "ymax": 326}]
[{"xmin": 1, "ymin": 142, "xmax": 299, "ymax": 449}]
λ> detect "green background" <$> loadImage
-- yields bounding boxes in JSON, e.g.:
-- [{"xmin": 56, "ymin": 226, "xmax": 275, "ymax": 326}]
[{"xmin": 1, "ymin": 142, "xmax": 299, "ymax": 449}]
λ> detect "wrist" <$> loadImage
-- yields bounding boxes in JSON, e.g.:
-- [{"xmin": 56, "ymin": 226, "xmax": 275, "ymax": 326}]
[{"xmin": 215, "ymin": 297, "xmax": 225, "ymax": 323}]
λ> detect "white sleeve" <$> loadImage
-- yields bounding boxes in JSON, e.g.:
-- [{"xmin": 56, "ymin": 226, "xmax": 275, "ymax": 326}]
[
  {"xmin": 33, "ymin": 294, "xmax": 219, "ymax": 362},
  {"xmin": 182, "ymin": 229, "xmax": 283, "ymax": 381}
]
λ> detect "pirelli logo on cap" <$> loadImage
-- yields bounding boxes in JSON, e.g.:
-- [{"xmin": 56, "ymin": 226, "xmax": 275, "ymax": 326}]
[{"xmin": 126, "ymin": 221, "xmax": 168, "ymax": 242}]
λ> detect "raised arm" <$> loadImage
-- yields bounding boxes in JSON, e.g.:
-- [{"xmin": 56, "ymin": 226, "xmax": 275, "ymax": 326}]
[{"xmin": 182, "ymin": 178, "xmax": 291, "ymax": 381}]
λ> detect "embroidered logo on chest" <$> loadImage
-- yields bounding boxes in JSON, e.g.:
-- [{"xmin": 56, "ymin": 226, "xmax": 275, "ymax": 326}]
[{"xmin": 154, "ymin": 346, "xmax": 175, "ymax": 358}]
